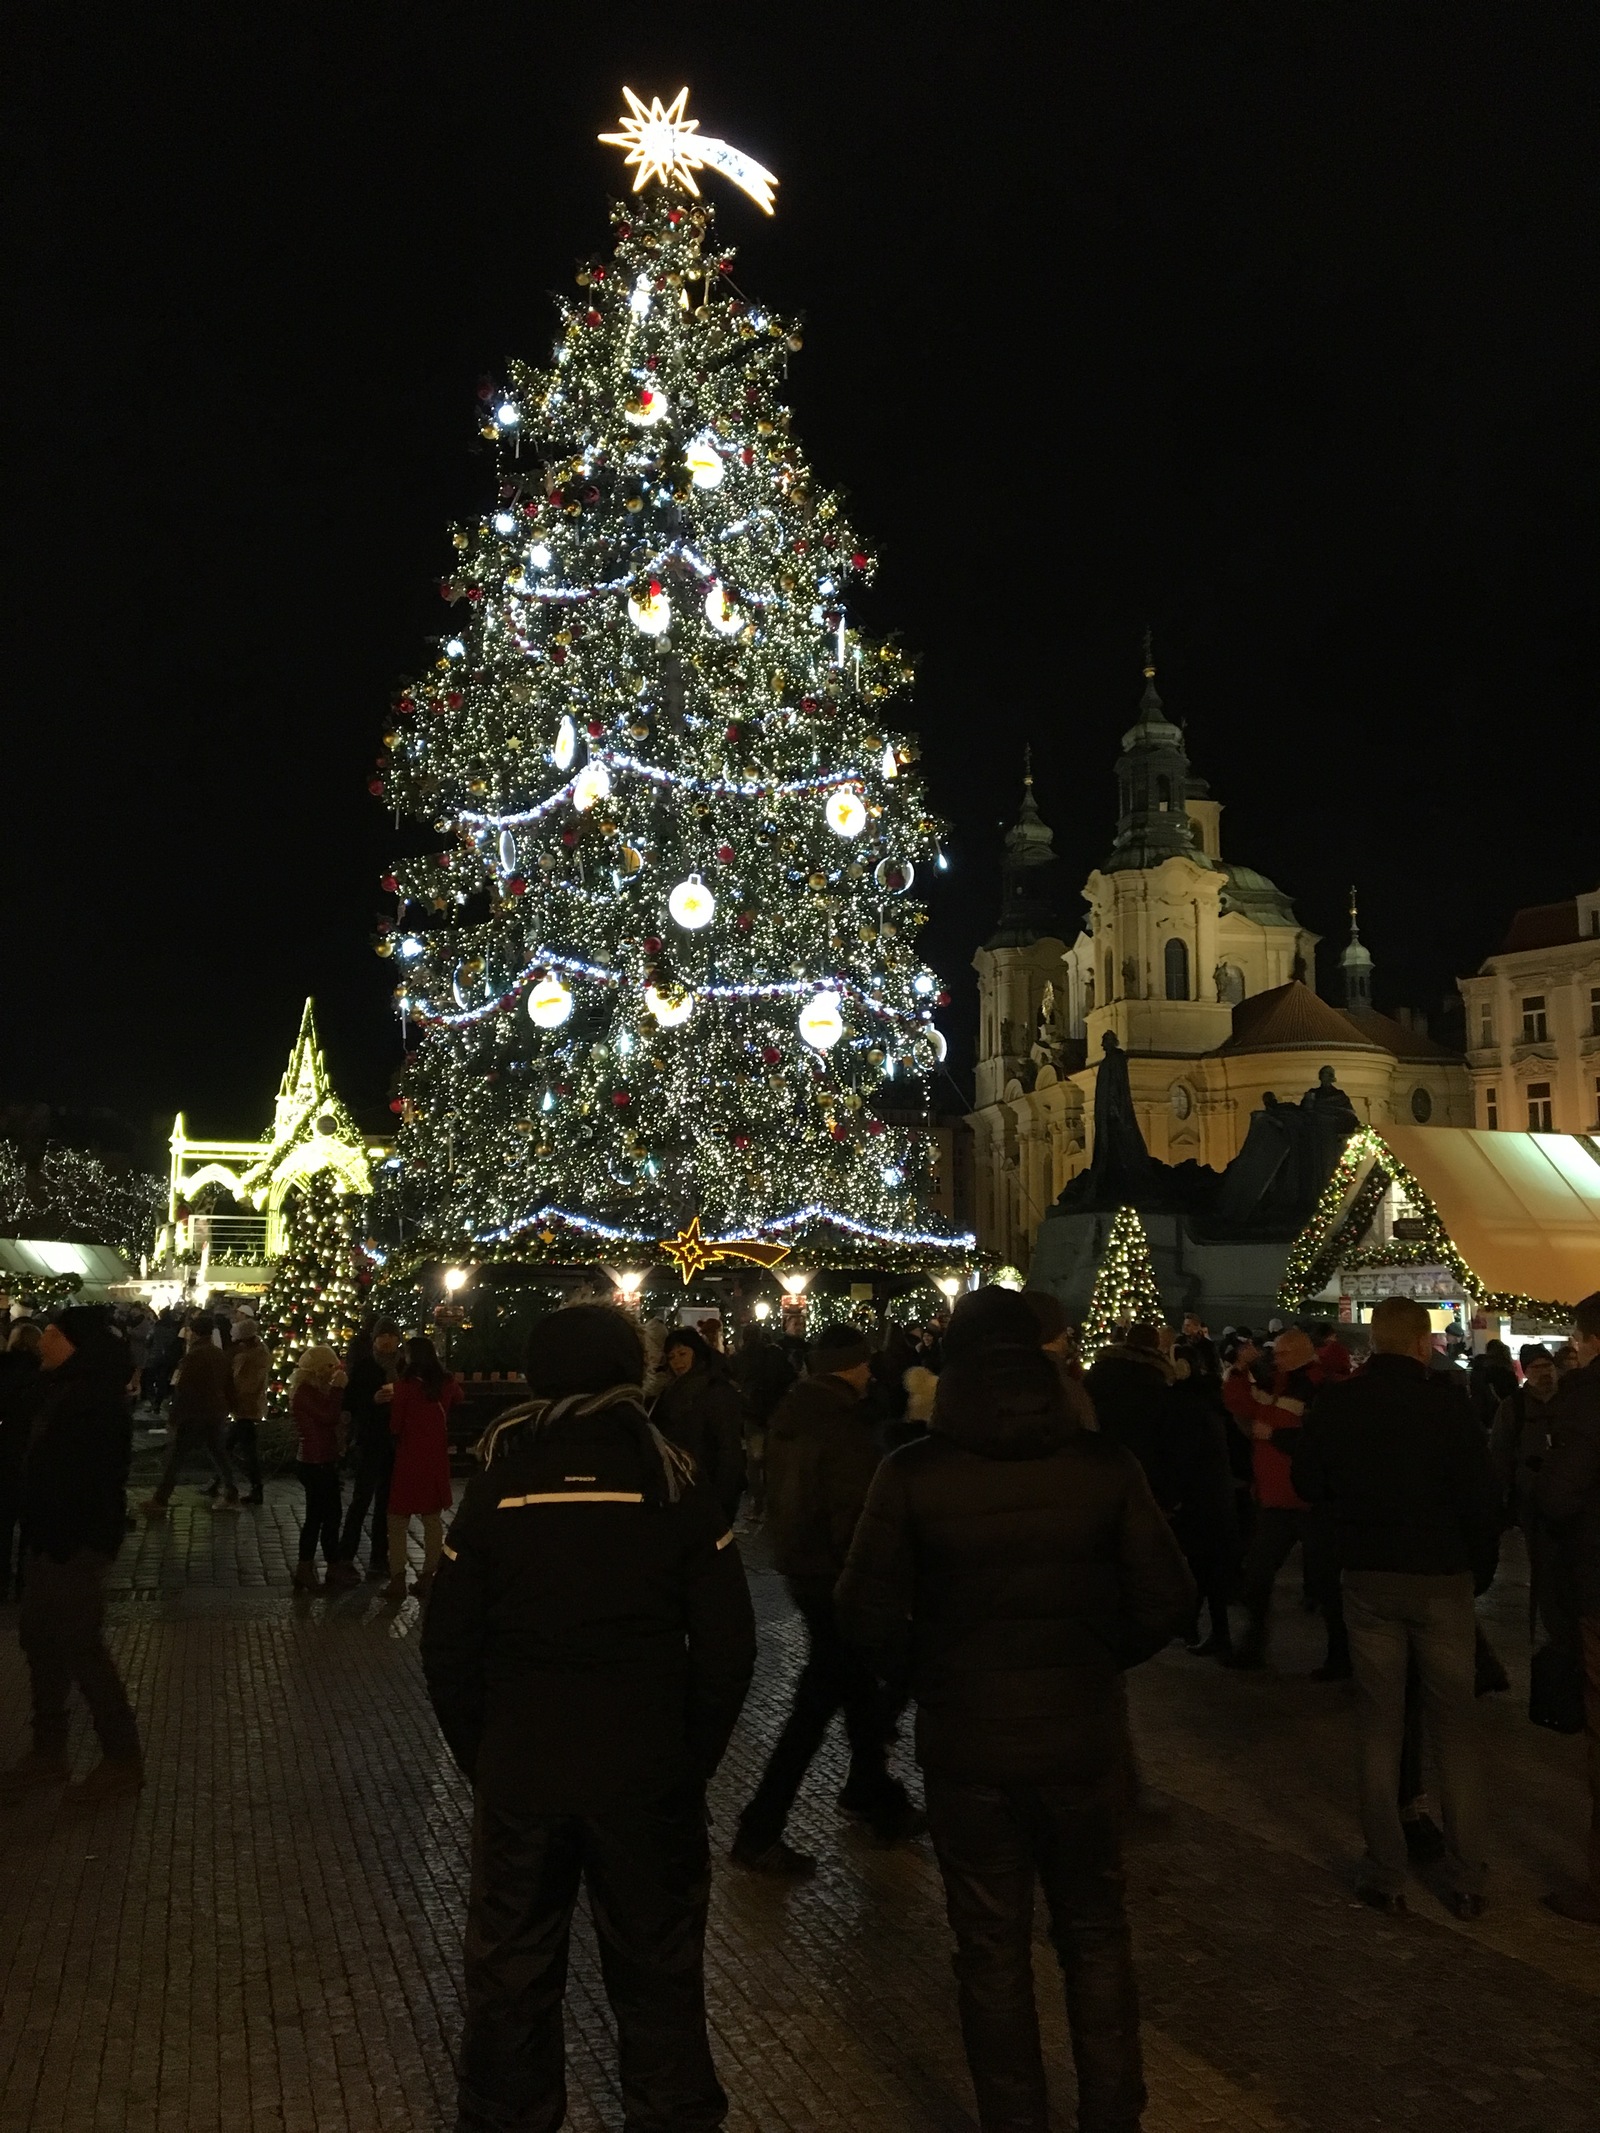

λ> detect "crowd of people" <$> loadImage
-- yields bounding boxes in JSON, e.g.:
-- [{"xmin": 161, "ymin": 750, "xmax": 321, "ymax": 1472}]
[{"xmin": 2, "ymin": 1279, "xmax": 1599, "ymax": 2133}]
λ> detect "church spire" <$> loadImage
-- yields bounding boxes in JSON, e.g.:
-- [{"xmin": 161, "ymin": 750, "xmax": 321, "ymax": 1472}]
[
  {"xmin": 1339, "ymin": 885, "xmax": 1374, "ymax": 1010},
  {"xmin": 987, "ymin": 749, "xmax": 1059, "ymax": 946},
  {"xmin": 1103, "ymin": 636, "xmax": 1208, "ymax": 873}
]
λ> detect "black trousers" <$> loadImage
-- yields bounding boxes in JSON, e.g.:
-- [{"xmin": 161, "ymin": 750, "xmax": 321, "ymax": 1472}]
[
  {"xmin": 925, "ymin": 1775, "xmax": 1145, "ymax": 2133},
  {"xmin": 458, "ymin": 1784, "xmax": 725, "ymax": 2133},
  {"xmin": 20, "ymin": 1548, "xmax": 140, "ymax": 1764},
  {"xmin": 226, "ymin": 1416, "xmax": 263, "ymax": 1493},
  {"xmin": 736, "ymin": 1591, "xmax": 904, "ymax": 1849},
  {"xmin": 154, "ymin": 1417, "xmax": 236, "ymax": 1503},
  {"xmin": 1240, "ymin": 1506, "xmax": 1348, "ymax": 1665},
  {"xmin": 0, "ymin": 1466, "xmax": 22, "ymax": 1597},
  {"xmin": 337, "ymin": 1439, "xmax": 393, "ymax": 1568},
  {"xmin": 297, "ymin": 1462, "xmax": 342, "ymax": 1564}
]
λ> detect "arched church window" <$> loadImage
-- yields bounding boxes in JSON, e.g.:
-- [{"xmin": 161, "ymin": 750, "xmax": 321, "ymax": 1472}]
[
  {"xmin": 1164, "ymin": 936, "xmax": 1190, "ymax": 1001},
  {"xmin": 1104, "ymin": 952, "xmax": 1114, "ymax": 1003},
  {"xmin": 1217, "ymin": 964, "xmax": 1245, "ymax": 1005},
  {"xmin": 1156, "ymin": 776, "xmax": 1171, "ymax": 809}
]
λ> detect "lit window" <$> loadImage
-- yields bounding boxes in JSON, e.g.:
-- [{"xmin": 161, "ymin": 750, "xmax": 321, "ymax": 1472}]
[
  {"xmin": 1527, "ymin": 1081, "xmax": 1553, "ymax": 1131},
  {"xmin": 1522, "ymin": 995, "xmax": 1548, "ymax": 1042},
  {"xmin": 1485, "ymin": 1086, "xmax": 1498, "ymax": 1130}
]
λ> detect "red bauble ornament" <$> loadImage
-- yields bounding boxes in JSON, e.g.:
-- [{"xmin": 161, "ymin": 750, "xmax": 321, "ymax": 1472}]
[
  {"xmin": 616, "ymin": 222, "xmax": 631, "ymax": 238},
  {"xmin": 937, "ymin": 989, "xmax": 951, "ymax": 1006},
  {"xmin": 668, "ymin": 209, "xmax": 683, "ymax": 226},
  {"xmin": 561, "ymin": 829, "xmax": 578, "ymax": 847},
  {"xmin": 585, "ymin": 308, "xmax": 602, "ymax": 327},
  {"xmin": 736, "ymin": 912, "xmax": 754, "ymax": 932},
  {"xmin": 612, "ymin": 1089, "xmax": 632, "ymax": 1107},
  {"xmin": 716, "ymin": 843, "xmax": 735, "ymax": 865},
  {"xmin": 645, "ymin": 355, "xmax": 659, "ymax": 371},
  {"xmin": 523, "ymin": 501, "xmax": 539, "ymax": 519},
  {"xmin": 550, "ymin": 646, "xmax": 567, "ymax": 664},
  {"xmin": 584, "ymin": 484, "xmax": 600, "ymax": 502},
  {"xmin": 831, "ymin": 1123, "xmax": 849, "ymax": 1142},
  {"xmin": 851, "ymin": 550, "xmax": 868, "ymax": 570},
  {"xmin": 380, "ymin": 873, "xmax": 398, "ymax": 893},
  {"xmin": 642, "ymin": 935, "xmax": 663, "ymax": 956},
  {"xmin": 367, "ymin": 778, "xmax": 385, "ymax": 795},
  {"xmin": 466, "ymin": 586, "xmax": 483, "ymax": 602},
  {"xmin": 434, "ymin": 853, "xmax": 451, "ymax": 868},
  {"xmin": 506, "ymin": 875, "xmax": 527, "ymax": 896},
  {"xmin": 734, "ymin": 1134, "xmax": 750, "ymax": 1150},
  {"xmin": 725, "ymin": 723, "xmax": 742, "ymax": 742},
  {"xmin": 761, "ymin": 1045, "xmax": 781, "ymax": 1065},
  {"xmin": 446, "ymin": 690, "xmax": 464, "ymax": 709},
  {"xmin": 740, "ymin": 447, "xmax": 755, "ymax": 466},
  {"xmin": 389, "ymin": 1098, "xmax": 406, "ymax": 1114},
  {"xmin": 867, "ymin": 1120, "xmax": 885, "ymax": 1136},
  {"xmin": 587, "ymin": 719, "xmax": 604, "ymax": 738},
  {"xmin": 591, "ymin": 265, "xmax": 606, "ymax": 282},
  {"xmin": 800, "ymin": 695, "xmax": 818, "ymax": 713},
  {"xmin": 718, "ymin": 256, "xmax": 732, "ymax": 270},
  {"xmin": 439, "ymin": 578, "xmax": 454, "ymax": 599}
]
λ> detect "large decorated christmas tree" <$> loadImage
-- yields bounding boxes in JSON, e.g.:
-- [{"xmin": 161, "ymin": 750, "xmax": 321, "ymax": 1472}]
[{"xmin": 373, "ymin": 92, "xmax": 968, "ymax": 1276}]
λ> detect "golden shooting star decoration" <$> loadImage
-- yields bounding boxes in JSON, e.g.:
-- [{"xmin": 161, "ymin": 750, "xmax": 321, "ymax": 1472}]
[{"xmin": 599, "ymin": 87, "xmax": 778, "ymax": 215}]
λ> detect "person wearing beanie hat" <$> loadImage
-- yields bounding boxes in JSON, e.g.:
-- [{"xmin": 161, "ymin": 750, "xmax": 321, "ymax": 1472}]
[
  {"xmin": 836, "ymin": 1339, "xmax": 1193, "ymax": 2132},
  {"xmin": 1, "ymin": 1307, "xmax": 142, "ymax": 1809},
  {"xmin": 941, "ymin": 1287, "xmax": 1041, "ymax": 1364},
  {"xmin": 732, "ymin": 1318, "xmax": 920, "ymax": 1875}
]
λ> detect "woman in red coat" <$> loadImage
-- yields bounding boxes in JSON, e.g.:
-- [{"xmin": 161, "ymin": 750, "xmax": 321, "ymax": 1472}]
[
  {"xmin": 288, "ymin": 1345, "xmax": 347, "ymax": 1593},
  {"xmin": 377, "ymin": 1336, "xmax": 460, "ymax": 1600}
]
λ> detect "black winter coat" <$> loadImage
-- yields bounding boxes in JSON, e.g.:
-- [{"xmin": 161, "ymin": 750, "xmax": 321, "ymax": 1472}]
[
  {"xmin": 835, "ymin": 1347, "xmax": 1195, "ymax": 1787},
  {"xmin": 420, "ymin": 1391, "xmax": 755, "ymax": 1809},
  {"xmin": 1536, "ymin": 1355, "xmax": 1600, "ymax": 1619},
  {"xmin": 651, "ymin": 1361, "xmax": 748, "ymax": 1525},
  {"xmin": 764, "ymin": 1369, "xmax": 880, "ymax": 1593},
  {"xmin": 22, "ymin": 1337, "xmax": 132, "ymax": 1562},
  {"xmin": 1084, "ymin": 1345, "xmax": 1180, "ymax": 1509},
  {"xmin": 1291, "ymin": 1355, "xmax": 1500, "ymax": 1588},
  {"xmin": 0, "ymin": 1350, "xmax": 42, "ymax": 1478},
  {"xmin": 1166, "ymin": 1373, "xmax": 1239, "ymax": 1583}
]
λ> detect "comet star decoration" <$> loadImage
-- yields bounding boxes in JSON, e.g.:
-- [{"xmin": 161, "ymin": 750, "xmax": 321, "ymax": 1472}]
[
  {"xmin": 599, "ymin": 87, "xmax": 779, "ymax": 215},
  {"xmin": 367, "ymin": 92, "xmax": 972, "ymax": 1279}
]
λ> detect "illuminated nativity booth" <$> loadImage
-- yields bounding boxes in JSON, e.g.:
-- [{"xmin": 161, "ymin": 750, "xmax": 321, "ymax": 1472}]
[{"xmin": 367, "ymin": 90, "xmax": 975, "ymax": 1333}]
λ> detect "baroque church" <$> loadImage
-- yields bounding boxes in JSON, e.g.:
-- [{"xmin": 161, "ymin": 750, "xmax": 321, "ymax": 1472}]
[{"xmin": 969, "ymin": 653, "xmax": 1471, "ymax": 1271}]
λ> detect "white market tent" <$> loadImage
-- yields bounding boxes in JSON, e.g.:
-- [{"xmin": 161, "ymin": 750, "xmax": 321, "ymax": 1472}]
[{"xmin": 1376, "ymin": 1127, "xmax": 1600, "ymax": 1309}]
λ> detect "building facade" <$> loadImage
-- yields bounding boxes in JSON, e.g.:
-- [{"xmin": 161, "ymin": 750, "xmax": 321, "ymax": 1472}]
[
  {"xmin": 1458, "ymin": 892, "xmax": 1600, "ymax": 1135},
  {"xmin": 969, "ymin": 656, "xmax": 1472, "ymax": 1270}
]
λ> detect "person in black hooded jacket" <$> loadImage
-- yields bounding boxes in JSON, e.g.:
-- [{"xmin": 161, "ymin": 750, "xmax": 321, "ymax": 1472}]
[
  {"xmin": 836, "ymin": 1332, "xmax": 1194, "ymax": 2133},
  {"xmin": 651, "ymin": 1325, "xmax": 748, "ymax": 1526},
  {"xmin": 1, "ymin": 1306, "xmax": 142, "ymax": 1809},
  {"xmin": 421, "ymin": 1302, "xmax": 755, "ymax": 2133}
]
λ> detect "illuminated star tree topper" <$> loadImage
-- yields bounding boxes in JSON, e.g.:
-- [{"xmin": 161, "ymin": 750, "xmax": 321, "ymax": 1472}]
[{"xmin": 599, "ymin": 86, "xmax": 779, "ymax": 215}]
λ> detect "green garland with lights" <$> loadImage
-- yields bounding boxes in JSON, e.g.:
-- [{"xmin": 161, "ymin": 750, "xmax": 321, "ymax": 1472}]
[
  {"xmin": 1279, "ymin": 1126, "xmax": 1575, "ymax": 1321},
  {"xmin": 1082, "ymin": 1207, "xmax": 1163, "ymax": 1362},
  {"xmin": 370, "ymin": 183, "xmax": 970, "ymax": 1279}
]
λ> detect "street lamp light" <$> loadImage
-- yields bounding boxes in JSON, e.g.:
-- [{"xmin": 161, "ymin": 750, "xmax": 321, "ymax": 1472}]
[
  {"xmin": 778, "ymin": 1270, "xmax": 812, "ymax": 1299},
  {"xmin": 611, "ymin": 1269, "xmax": 647, "ymax": 1304},
  {"xmin": 443, "ymin": 1266, "xmax": 470, "ymax": 1294},
  {"xmin": 933, "ymin": 1273, "xmax": 964, "ymax": 1302}
]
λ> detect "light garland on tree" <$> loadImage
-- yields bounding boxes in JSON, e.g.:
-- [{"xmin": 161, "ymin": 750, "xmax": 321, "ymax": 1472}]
[
  {"xmin": 1082, "ymin": 1207, "xmax": 1163, "ymax": 1363},
  {"xmin": 369, "ymin": 158, "xmax": 967, "ymax": 1277},
  {"xmin": 259, "ymin": 1173, "xmax": 367, "ymax": 1384}
]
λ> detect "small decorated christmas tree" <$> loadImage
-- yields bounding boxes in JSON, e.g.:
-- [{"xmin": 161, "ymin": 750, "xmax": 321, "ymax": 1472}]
[
  {"xmin": 259, "ymin": 1173, "xmax": 363, "ymax": 1377},
  {"xmin": 371, "ymin": 89, "xmax": 965, "ymax": 1280},
  {"xmin": 1082, "ymin": 1207, "xmax": 1163, "ymax": 1361}
]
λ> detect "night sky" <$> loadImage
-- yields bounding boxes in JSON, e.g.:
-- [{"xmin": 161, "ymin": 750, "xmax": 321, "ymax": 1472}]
[{"xmin": 3, "ymin": 5, "xmax": 1594, "ymax": 1153}]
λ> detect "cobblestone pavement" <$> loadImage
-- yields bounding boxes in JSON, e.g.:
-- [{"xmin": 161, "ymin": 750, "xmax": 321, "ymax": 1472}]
[{"xmin": 1, "ymin": 1468, "xmax": 1598, "ymax": 2131}]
